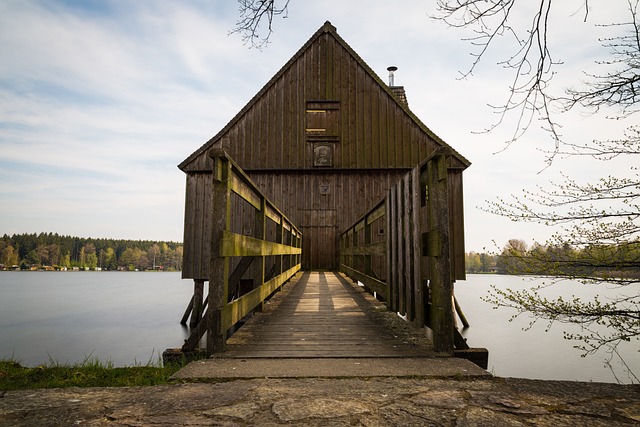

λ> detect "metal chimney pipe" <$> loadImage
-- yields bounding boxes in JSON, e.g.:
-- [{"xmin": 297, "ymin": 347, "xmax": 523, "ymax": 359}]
[{"xmin": 387, "ymin": 66, "xmax": 398, "ymax": 86}]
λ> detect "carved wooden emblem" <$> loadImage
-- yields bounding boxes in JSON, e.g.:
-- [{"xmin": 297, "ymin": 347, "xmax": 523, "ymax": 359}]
[{"xmin": 314, "ymin": 144, "xmax": 332, "ymax": 167}]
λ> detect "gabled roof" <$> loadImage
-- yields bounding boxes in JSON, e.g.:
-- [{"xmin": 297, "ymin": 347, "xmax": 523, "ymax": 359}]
[{"xmin": 178, "ymin": 21, "xmax": 470, "ymax": 171}]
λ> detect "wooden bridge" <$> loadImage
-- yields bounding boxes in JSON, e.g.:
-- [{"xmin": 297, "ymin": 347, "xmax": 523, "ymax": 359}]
[
  {"xmin": 166, "ymin": 149, "xmax": 487, "ymax": 370},
  {"xmin": 222, "ymin": 271, "xmax": 435, "ymax": 359}
]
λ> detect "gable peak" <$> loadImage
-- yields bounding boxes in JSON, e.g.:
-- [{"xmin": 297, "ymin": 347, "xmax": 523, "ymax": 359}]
[{"xmin": 321, "ymin": 21, "xmax": 336, "ymax": 33}]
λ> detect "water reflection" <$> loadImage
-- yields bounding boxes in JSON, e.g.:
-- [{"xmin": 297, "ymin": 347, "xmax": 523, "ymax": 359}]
[{"xmin": 456, "ymin": 274, "xmax": 639, "ymax": 384}]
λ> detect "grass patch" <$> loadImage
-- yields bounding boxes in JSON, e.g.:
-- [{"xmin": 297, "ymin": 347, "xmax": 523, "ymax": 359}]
[{"xmin": 0, "ymin": 355, "xmax": 192, "ymax": 390}]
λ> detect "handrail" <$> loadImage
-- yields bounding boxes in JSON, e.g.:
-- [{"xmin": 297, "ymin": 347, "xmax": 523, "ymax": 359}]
[
  {"xmin": 340, "ymin": 199, "xmax": 388, "ymax": 300},
  {"xmin": 340, "ymin": 148, "xmax": 462, "ymax": 354},
  {"xmin": 182, "ymin": 148, "xmax": 302, "ymax": 355}
]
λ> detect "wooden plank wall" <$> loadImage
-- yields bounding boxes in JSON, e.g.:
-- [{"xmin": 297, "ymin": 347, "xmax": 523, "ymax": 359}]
[
  {"xmin": 249, "ymin": 170, "xmax": 408, "ymax": 270},
  {"xmin": 180, "ymin": 26, "xmax": 469, "ymax": 276},
  {"xmin": 182, "ymin": 172, "xmax": 212, "ymax": 280},
  {"xmin": 182, "ymin": 167, "xmax": 466, "ymax": 277},
  {"xmin": 180, "ymin": 31, "xmax": 442, "ymax": 173}
]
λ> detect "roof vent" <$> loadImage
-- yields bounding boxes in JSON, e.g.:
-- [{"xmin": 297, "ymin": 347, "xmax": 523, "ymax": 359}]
[
  {"xmin": 387, "ymin": 66, "xmax": 398, "ymax": 86},
  {"xmin": 386, "ymin": 66, "xmax": 408, "ymax": 107}
]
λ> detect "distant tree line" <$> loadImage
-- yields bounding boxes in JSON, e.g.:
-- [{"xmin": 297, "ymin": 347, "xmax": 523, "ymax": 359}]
[
  {"xmin": 467, "ymin": 239, "xmax": 640, "ymax": 279},
  {"xmin": 0, "ymin": 233, "xmax": 183, "ymax": 271},
  {"xmin": 464, "ymin": 251, "xmax": 498, "ymax": 274}
]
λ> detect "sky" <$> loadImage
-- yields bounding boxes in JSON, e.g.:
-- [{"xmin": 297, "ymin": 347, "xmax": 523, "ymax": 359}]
[{"xmin": 0, "ymin": 0, "xmax": 636, "ymax": 252}]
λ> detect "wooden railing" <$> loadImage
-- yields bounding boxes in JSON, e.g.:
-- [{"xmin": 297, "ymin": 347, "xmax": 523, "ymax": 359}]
[
  {"xmin": 182, "ymin": 148, "xmax": 302, "ymax": 355},
  {"xmin": 340, "ymin": 148, "xmax": 468, "ymax": 354}
]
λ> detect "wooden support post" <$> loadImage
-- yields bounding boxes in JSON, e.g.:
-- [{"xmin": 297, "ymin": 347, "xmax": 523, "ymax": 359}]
[
  {"xmin": 190, "ymin": 279, "xmax": 204, "ymax": 328},
  {"xmin": 351, "ymin": 226, "xmax": 358, "ymax": 276},
  {"xmin": 396, "ymin": 179, "xmax": 406, "ymax": 316},
  {"xmin": 285, "ymin": 226, "xmax": 291, "ymax": 272},
  {"xmin": 255, "ymin": 198, "xmax": 267, "ymax": 307},
  {"xmin": 180, "ymin": 295, "xmax": 194, "ymax": 325},
  {"xmin": 363, "ymin": 215, "xmax": 373, "ymax": 293},
  {"xmin": 411, "ymin": 167, "xmax": 425, "ymax": 327},
  {"xmin": 454, "ymin": 295, "xmax": 470, "ymax": 328},
  {"xmin": 345, "ymin": 231, "xmax": 356, "ymax": 269},
  {"xmin": 426, "ymin": 150, "xmax": 454, "ymax": 354},
  {"xmin": 403, "ymin": 174, "xmax": 414, "ymax": 321},
  {"xmin": 387, "ymin": 186, "xmax": 398, "ymax": 312},
  {"xmin": 207, "ymin": 150, "xmax": 232, "ymax": 355}
]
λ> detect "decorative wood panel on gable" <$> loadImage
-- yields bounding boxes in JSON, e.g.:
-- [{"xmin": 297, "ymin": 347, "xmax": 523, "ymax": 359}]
[{"xmin": 179, "ymin": 21, "xmax": 470, "ymax": 278}]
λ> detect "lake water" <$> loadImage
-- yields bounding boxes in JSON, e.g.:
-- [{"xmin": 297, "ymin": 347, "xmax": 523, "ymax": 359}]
[
  {"xmin": 0, "ymin": 271, "xmax": 637, "ymax": 383},
  {"xmin": 0, "ymin": 271, "xmax": 192, "ymax": 367},
  {"xmin": 456, "ymin": 274, "xmax": 639, "ymax": 384}
]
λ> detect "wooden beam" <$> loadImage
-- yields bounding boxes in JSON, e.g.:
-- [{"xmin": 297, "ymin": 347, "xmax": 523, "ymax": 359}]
[
  {"xmin": 207, "ymin": 152, "xmax": 232, "ymax": 355},
  {"xmin": 230, "ymin": 173, "xmax": 261, "ymax": 210},
  {"xmin": 180, "ymin": 294, "xmax": 194, "ymax": 325},
  {"xmin": 222, "ymin": 264, "xmax": 301, "ymax": 330},
  {"xmin": 191, "ymin": 279, "xmax": 205, "ymax": 328},
  {"xmin": 411, "ymin": 167, "xmax": 425, "ymax": 327},
  {"xmin": 340, "ymin": 241, "xmax": 386, "ymax": 256},
  {"xmin": 227, "ymin": 256, "xmax": 255, "ymax": 300},
  {"xmin": 340, "ymin": 264, "xmax": 388, "ymax": 299},
  {"xmin": 182, "ymin": 306, "xmax": 209, "ymax": 352},
  {"xmin": 426, "ymin": 151, "xmax": 454, "ymax": 354},
  {"xmin": 221, "ymin": 230, "xmax": 303, "ymax": 257}
]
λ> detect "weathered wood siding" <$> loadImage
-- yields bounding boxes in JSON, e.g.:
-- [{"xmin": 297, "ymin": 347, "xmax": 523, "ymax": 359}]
[
  {"xmin": 179, "ymin": 25, "xmax": 468, "ymax": 173},
  {"xmin": 250, "ymin": 170, "xmax": 409, "ymax": 270},
  {"xmin": 182, "ymin": 172, "xmax": 212, "ymax": 280},
  {"xmin": 180, "ymin": 22, "xmax": 470, "ymax": 277}
]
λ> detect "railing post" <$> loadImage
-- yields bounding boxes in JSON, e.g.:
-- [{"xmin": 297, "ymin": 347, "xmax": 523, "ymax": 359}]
[
  {"xmin": 425, "ymin": 150, "xmax": 454, "ymax": 354},
  {"xmin": 254, "ymin": 197, "xmax": 267, "ymax": 307},
  {"xmin": 364, "ymin": 214, "xmax": 373, "ymax": 278},
  {"xmin": 276, "ymin": 216, "xmax": 284, "ymax": 276},
  {"xmin": 177, "ymin": 149, "xmax": 303, "ymax": 358},
  {"xmin": 351, "ymin": 226, "xmax": 358, "ymax": 273},
  {"xmin": 208, "ymin": 150, "xmax": 232, "ymax": 355}
]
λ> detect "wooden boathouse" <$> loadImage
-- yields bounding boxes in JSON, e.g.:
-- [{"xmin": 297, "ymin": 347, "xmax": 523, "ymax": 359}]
[
  {"xmin": 179, "ymin": 21, "xmax": 469, "ymax": 275},
  {"xmin": 173, "ymin": 21, "xmax": 483, "ymax": 363}
]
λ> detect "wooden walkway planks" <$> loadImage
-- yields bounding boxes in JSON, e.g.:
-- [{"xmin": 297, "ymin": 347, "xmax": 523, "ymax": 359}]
[{"xmin": 222, "ymin": 271, "xmax": 436, "ymax": 358}]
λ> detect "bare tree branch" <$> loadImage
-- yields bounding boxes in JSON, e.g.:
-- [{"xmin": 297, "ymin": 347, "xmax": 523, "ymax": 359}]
[
  {"xmin": 434, "ymin": 0, "xmax": 567, "ymax": 163},
  {"xmin": 563, "ymin": 1, "xmax": 640, "ymax": 115},
  {"xmin": 230, "ymin": 0, "xmax": 290, "ymax": 48}
]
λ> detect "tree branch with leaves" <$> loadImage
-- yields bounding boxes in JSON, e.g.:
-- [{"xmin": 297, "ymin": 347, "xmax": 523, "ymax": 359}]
[{"xmin": 435, "ymin": 0, "xmax": 640, "ymax": 381}]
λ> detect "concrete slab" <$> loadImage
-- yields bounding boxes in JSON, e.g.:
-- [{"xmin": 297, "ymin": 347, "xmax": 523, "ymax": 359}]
[{"xmin": 171, "ymin": 357, "xmax": 491, "ymax": 380}]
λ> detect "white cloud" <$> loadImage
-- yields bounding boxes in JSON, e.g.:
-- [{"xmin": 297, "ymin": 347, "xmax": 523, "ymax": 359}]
[{"xmin": 0, "ymin": 0, "xmax": 635, "ymax": 250}]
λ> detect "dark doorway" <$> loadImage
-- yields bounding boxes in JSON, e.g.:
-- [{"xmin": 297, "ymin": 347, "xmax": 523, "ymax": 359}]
[{"xmin": 301, "ymin": 209, "xmax": 337, "ymax": 270}]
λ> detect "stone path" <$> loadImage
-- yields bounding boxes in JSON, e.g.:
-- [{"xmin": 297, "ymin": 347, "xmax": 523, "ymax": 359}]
[{"xmin": 1, "ymin": 377, "xmax": 639, "ymax": 426}]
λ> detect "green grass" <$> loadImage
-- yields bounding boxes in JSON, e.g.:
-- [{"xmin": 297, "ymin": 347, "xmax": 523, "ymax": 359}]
[{"xmin": 0, "ymin": 355, "xmax": 192, "ymax": 390}]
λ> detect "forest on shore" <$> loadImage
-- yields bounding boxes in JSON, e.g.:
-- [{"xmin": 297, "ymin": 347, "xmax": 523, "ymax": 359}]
[
  {"xmin": 0, "ymin": 233, "xmax": 182, "ymax": 271},
  {"xmin": 466, "ymin": 239, "xmax": 639, "ymax": 278},
  {"xmin": 3, "ymin": 233, "xmax": 637, "ymax": 277}
]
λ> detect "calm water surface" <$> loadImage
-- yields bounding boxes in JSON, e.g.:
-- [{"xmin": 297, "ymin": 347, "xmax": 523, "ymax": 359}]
[
  {"xmin": 0, "ymin": 271, "xmax": 637, "ymax": 383},
  {"xmin": 0, "ymin": 271, "xmax": 192, "ymax": 367},
  {"xmin": 456, "ymin": 274, "xmax": 639, "ymax": 384}
]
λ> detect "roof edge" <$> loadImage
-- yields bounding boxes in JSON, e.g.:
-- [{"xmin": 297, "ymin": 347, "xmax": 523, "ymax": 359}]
[
  {"xmin": 178, "ymin": 21, "xmax": 338, "ymax": 171},
  {"xmin": 178, "ymin": 21, "xmax": 471, "ymax": 171}
]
